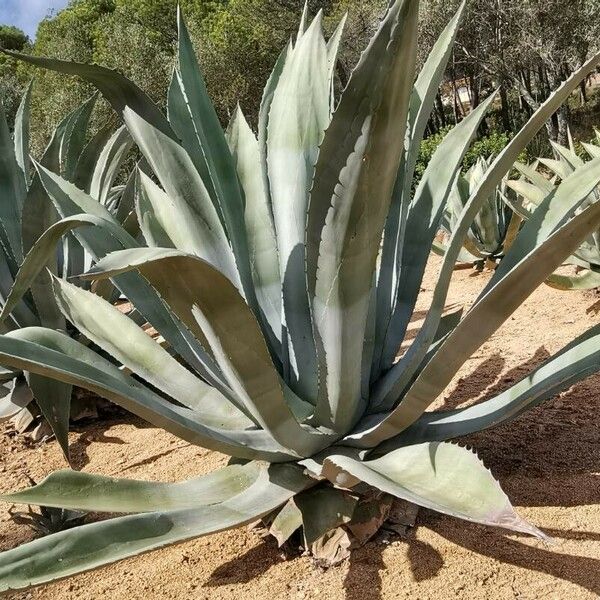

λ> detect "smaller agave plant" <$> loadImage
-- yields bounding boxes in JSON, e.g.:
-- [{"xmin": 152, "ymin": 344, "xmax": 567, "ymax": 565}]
[
  {"xmin": 0, "ymin": 0, "xmax": 599, "ymax": 593},
  {"xmin": 506, "ymin": 131, "xmax": 600, "ymax": 289},
  {"xmin": 0, "ymin": 86, "xmax": 135, "ymax": 456},
  {"xmin": 435, "ymin": 155, "xmax": 522, "ymax": 268},
  {"xmin": 8, "ymin": 477, "xmax": 86, "ymax": 537}
]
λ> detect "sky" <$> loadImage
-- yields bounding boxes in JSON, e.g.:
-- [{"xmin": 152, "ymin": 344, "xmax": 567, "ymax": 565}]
[{"xmin": 0, "ymin": 0, "xmax": 68, "ymax": 39}]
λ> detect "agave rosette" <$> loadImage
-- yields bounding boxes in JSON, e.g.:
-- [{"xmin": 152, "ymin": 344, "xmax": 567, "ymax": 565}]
[
  {"xmin": 435, "ymin": 155, "xmax": 522, "ymax": 266},
  {"xmin": 0, "ymin": 87, "xmax": 135, "ymax": 455},
  {"xmin": 506, "ymin": 132, "xmax": 600, "ymax": 289},
  {"xmin": 0, "ymin": 0, "xmax": 600, "ymax": 591}
]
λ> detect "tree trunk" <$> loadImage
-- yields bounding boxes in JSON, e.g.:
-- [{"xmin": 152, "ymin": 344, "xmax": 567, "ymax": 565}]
[
  {"xmin": 556, "ymin": 105, "xmax": 570, "ymax": 146},
  {"xmin": 470, "ymin": 75, "xmax": 480, "ymax": 109},
  {"xmin": 435, "ymin": 92, "xmax": 446, "ymax": 128},
  {"xmin": 580, "ymin": 79, "xmax": 587, "ymax": 104},
  {"xmin": 498, "ymin": 83, "xmax": 511, "ymax": 132}
]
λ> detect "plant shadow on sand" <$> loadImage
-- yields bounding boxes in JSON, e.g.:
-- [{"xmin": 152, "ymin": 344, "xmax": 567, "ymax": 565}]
[
  {"xmin": 204, "ymin": 346, "xmax": 599, "ymax": 598},
  {"xmin": 68, "ymin": 412, "xmax": 151, "ymax": 470}
]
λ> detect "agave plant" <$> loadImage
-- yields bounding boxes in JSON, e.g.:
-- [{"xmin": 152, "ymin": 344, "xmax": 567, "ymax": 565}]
[
  {"xmin": 0, "ymin": 1, "xmax": 600, "ymax": 592},
  {"xmin": 506, "ymin": 133, "xmax": 600, "ymax": 289},
  {"xmin": 8, "ymin": 476, "xmax": 87, "ymax": 537},
  {"xmin": 435, "ymin": 155, "xmax": 522, "ymax": 267},
  {"xmin": 0, "ymin": 86, "xmax": 134, "ymax": 455}
]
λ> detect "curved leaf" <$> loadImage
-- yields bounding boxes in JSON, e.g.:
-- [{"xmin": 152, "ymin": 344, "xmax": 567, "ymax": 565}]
[
  {"xmin": 373, "ymin": 94, "xmax": 495, "ymax": 383},
  {"xmin": 0, "ymin": 463, "xmax": 312, "ymax": 593},
  {"xmin": 13, "ymin": 81, "xmax": 32, "ymax": 187},
  {"xmin": 89, "ymin": 125, "xmax": 133, "ymax": 205},
  {"xmin": 51, "ymin": 276, "xmax": 253, "ymax": 430},
  {"xmin": 379, "ymin": 323, "xmax": 600, "ymax": 450},
  {"xmin": 226, "ymin": 107, "xmax": 282, "ymax": 351},
  {"xmin": 1, "ymin": 462, "xmax": 262, "ymax": 513},
  {"xmin": 122, "ymin": 108, "xmax": 239, "ymax": 287},
  {"xmin": 267, "ymin": 12, "xmax": 329, "ymax": 400},
  {"xmin": 27, "ymin": 373, "xmax": 72, "ymax": 462},
  {"xmin": 370, "ymin": 52, "xmax": 600, "ymax": 414},
  {"xmin": 83, "ymin": 248, "xmax": 335, "ymax": 456},
  {"xmin": 307, "ymin": 0, "xmax": 419, "ymax": 431},
  {"xmin": 322, "ymin": 443, "xmax": 546, "ymax": 538},
  {"xmin": 3, "ymin": 50, "xmax": 174, "ymax": 139},
  {"xmin": 0, "ymin": 328, "xmax": 295, "ymax": 462},
  {"xmin": 357, "ymin": 199, "xmax": 600, "ymax": 446}
]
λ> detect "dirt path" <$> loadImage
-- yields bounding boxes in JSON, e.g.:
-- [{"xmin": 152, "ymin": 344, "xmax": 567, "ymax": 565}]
[{"xmin": 1, "ymin": 256, "xmax": 599, "ymax": 600}]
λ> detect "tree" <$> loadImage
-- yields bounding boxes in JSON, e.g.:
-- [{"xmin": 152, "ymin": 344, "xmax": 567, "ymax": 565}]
[{"xmin": 0, "ymin": 25, "xmax": 30, "ymax": 125}]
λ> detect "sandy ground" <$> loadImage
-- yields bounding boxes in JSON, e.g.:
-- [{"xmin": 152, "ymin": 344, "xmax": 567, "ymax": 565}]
[{"xmin": 1, "ymin": 255, "xmax": 599, "ymax": 600}]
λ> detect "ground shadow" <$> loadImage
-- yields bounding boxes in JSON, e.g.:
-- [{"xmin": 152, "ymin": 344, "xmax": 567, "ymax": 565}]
[
  {"xmin": 205, "ymin": 536, "xmax": 283, "ymax": 587},
  {"xmin": 442, "ymin": 346, "xmax": 550, "ymax": 410},
  {"xmin": 441, "ymin": 353, "xmax": 505, "ymax": 408},
  {"xmin": 69, "ymin": 414, "xmax": 149, "ymax": 469},
  {"xmin": 344, "ymin": 543, "xmax": 386, "ymax": 600},
  {"xmin": 426, "ymin": 514, "xmax": 600, "ymax": 596}
]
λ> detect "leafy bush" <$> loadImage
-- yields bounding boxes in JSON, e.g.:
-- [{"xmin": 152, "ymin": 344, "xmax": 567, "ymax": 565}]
[{"xmin": 415, "ymin": 126, "xmax": 528, "ymax": 185}]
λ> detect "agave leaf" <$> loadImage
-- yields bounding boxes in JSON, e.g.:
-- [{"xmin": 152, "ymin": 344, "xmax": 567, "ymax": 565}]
[
  {"xmin": 0, "ymin": 377, "xmax": 33, "ymax": 420},
  {"xmin": 325, "ymin": 13, "xmax": 347, "ymax": 112},
  {"xmin": 504, "ymin": 178, "xmax": 546, "ymax": 208},
  {"xmin": 0, "ymin": 99, "xmax": 26, "ymax": 265},
  {"xmin": 83, "ymin": 248, "xmax": 335, "ymax": 456},
  {"xmin": 1, "ymin": 462, "xmax": 262, "ymax": 513},
  {"xmin": 13, "ymin": 80, "xmax": 32, "ymax": 187},
  {"xmin": 379, "ymin": 323, "xmax": 600, "ymax": 450},
  {"xmin": 545, "ymin": 268, "xmax": 600, "ymax": 290},
  {"xmin": 0, "ymin": 463, "xmax": 312, "ymax": 593},
  {"xmin": 539, "ymin": 157, "xmax": 573, "ymax": 180},
  {"xmin": 0, "ymin": 214, "xmax": 132, "ymax": 325},
  {"xmin": 72, "ymin": 125, "xmax": 115, "ymax": 194},
  {"xmin": 113, "ymin": 167, "xmax": 138, "ymax": 224},
  {"xmin": 89, "ymin": 125, "xmax": 132, "ymax": 205},
  {"xmin": 306, "ymin": 0, "xmax": 419, "ymax": 431},
  {"xmin": 295, "ymin": 486, "xmax": 357, "ymax": 546},
  {"xmin": 298, "ymin": 1, "xmax": 309, "ymax": 37},
  {"xmin": 550, "ymin": 140, "xmax": 584, "ymax": 170},
  {"xmin": 490, "ymin": 155, "xmax": 600, "ymax": 288},
  {"xmin": 322, "ymin": 443, "xmax": 546, "ymax": 538},
  {"xmin": 135, "ymin": 171, "xmax": 177, "ymax": 248},
  {"xmin": 258, "ymin": 42, "xmax": 289, "ymax": 217},
  {"xmin": 267, "ymin": 12, "xmax": 329, "ymax": 400},
  {"xmin": 582, "ymin": 141, "xmax": 600, "ymax": 159},
  {"xmin": 358, "ymin": 199, "xmax": 600, "ymax": 446},
  {"xmin": 512, "ymin": 161, "xmax": 554, "ymax": 194},
  {"xmin": 373, "ymin": 94, "xmax": 495, "ymax": 381},
  {"xmin": 174, "ymin": 11, "xmax": 253, "ymax": 302},
  {"xmin": 226, "ymin": 107, "xmax": 282, "ymax": 351},
  {"xmin": 62, "ymin": 94, "xmax": 98, "ymax": 182},
  {"xmin": 32, "ymin": 164, "xmax": 224, "ymax": 384},
  {"xmin": 122, "ymin": 108, "xmax": 240, "ymax": 287},
  {"xmin": 51, "ymin": 276, "xmax": 253, "ymax": 430},
  {"xmin": 3, "ymin": 50, "xmax": 174, "ymax": 139},
  {"xmin": 0, "ymin": 328, "xmax": 295, "ymax": 462},
  {"xmin": 371, "ymin": 52, "xmax": 600, "ymax": 414},
  {"xmin": 269, "ymin": 497, "xmax": 303, "ymax": 546},
  {"xmin": 167, "ymin": 69, "xmax": 214, "ymax": 197},
  {"xmin": 404, "ymin": 1, "xmax": 466, "ymax": 186},
  {"xmin": 19, "ymin": 176, "xmax": 64, "ymax": 329},
  {"xmin": 26, "ymin": 373, "xmax": 72, "ymax": 462},
  {"xmin": 374, "ymin": 2, "xmax": 467, "ymax": 381}
]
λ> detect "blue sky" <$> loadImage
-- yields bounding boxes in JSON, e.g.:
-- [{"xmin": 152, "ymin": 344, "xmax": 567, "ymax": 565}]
[{"xmin": 1, "ymin": 0, "xmax": 68, "ymax": 39}]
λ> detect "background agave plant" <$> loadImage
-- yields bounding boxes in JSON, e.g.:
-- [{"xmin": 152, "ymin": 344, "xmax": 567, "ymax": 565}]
[
  {"xmin": 506, "ymin": 133, "xmax": 600, "ymax": 289},
  {"xmin": 0, "ymin": 86, "xmax": 135, "ymax": 456},
  {"xmin": 0, "ymin": 0, "xmax": 600, "ymax": 592},
  {"xmin": 435, "ymin": 156, "xmax": 522, "ymax": 268}
]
